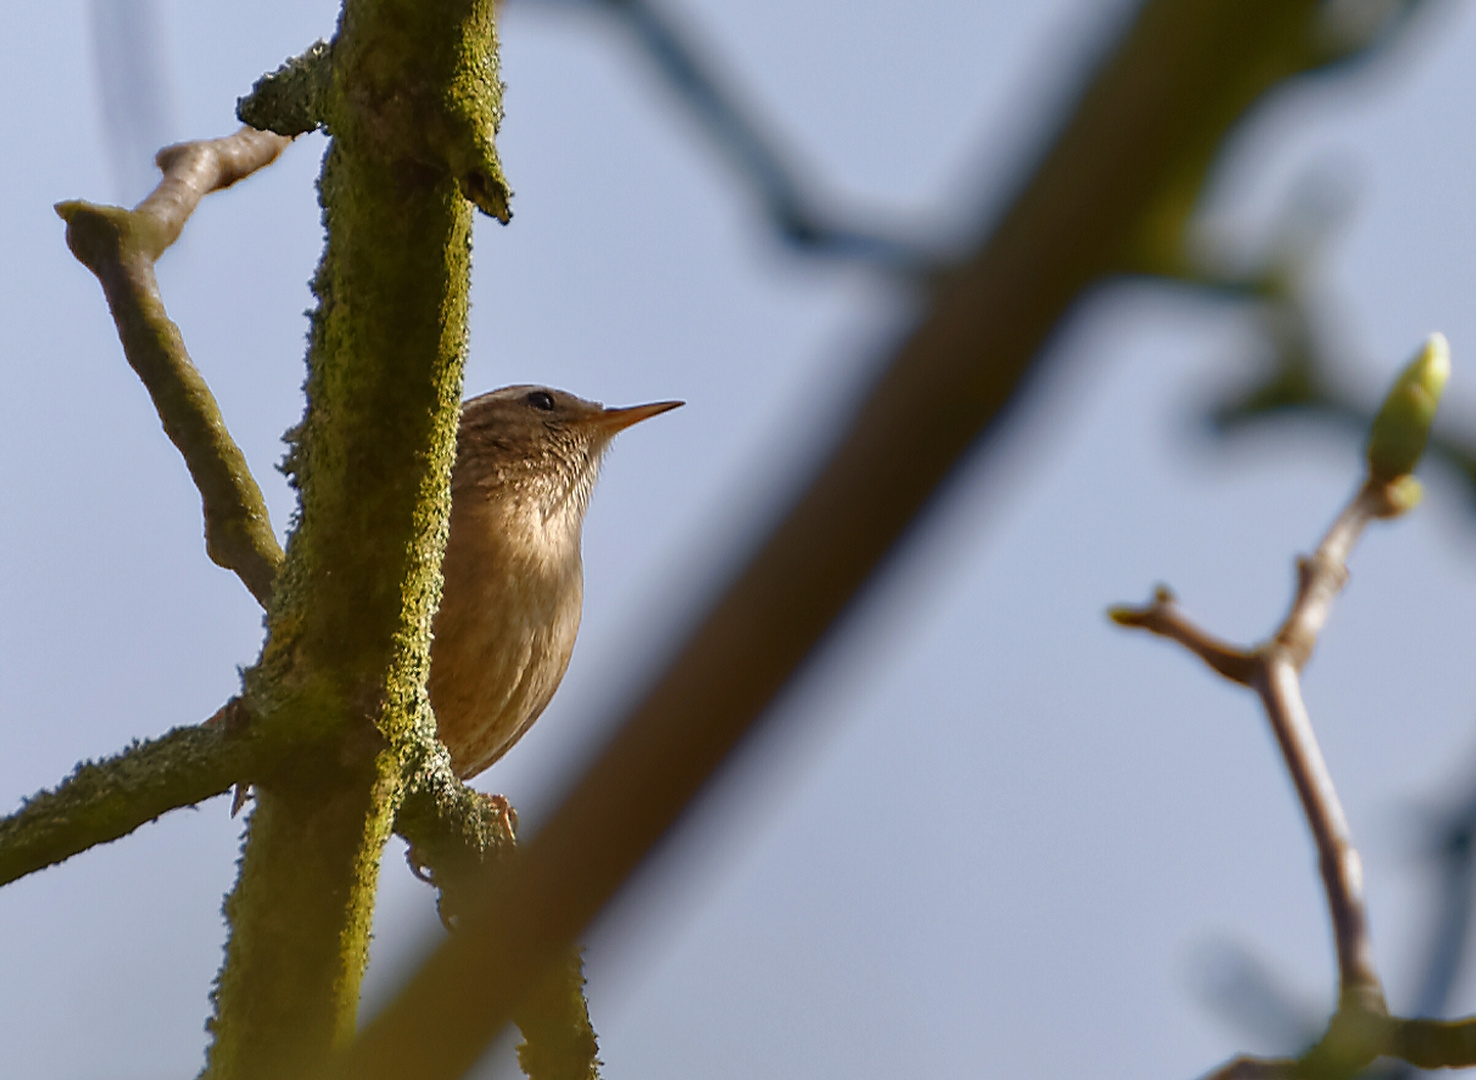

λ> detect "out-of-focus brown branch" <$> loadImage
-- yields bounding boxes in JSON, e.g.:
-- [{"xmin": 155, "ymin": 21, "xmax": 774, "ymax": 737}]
[
  {"xmin": 1200, "ymin": 1057, "xmax": 1300, "ymax": 1080},
  {"xmin": 0, "ymin": 700, "xmax": 252, "ymax": 887},
  {"xmin": 322, "ymin": 3, "xmax": 1433, "ymax": 1077},
  {"xmin": 55, "ymin": 127, "xmax": 290, "ymax": 608}
]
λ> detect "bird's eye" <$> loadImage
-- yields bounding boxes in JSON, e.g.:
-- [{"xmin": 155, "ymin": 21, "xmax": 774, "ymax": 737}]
[{"xmin": 526, "ymin": 390, "xmax": 556, "ymax": 411}]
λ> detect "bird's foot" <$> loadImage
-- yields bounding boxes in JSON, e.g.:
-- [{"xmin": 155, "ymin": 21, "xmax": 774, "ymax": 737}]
[
  {"xmin": 482, "ymin": 792, "xmax": 518, "ymax": 839},
  {"xmin": 405, "ymin": 842, "xmax": 436, "ymax": 885}
]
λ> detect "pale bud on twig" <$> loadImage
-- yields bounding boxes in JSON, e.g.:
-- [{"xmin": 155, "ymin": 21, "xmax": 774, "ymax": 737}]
[{"xmin": 1366, "ymin": 332, "xmax": 1450, "ymax": 482}]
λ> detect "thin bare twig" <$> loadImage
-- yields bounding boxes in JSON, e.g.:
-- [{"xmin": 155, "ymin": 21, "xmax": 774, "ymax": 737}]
[
  {"xmin": 1109, "ymin": 587, "xmax": 1258, "ymax": 684},
  {"xmin": 1273, "ymin": 483, "xmax": 1388, "ymax": 666},
  {"xmin": 1114, "ymin": 479, "xmax": 1394, "ymax": 1005},
  {"xmin": 56, "ymin": 127, "xmax": 290, "ymax": 608},
  {"xmin": 1256, "ymin": 654, "xmax": 1379, "ymax": 997}
]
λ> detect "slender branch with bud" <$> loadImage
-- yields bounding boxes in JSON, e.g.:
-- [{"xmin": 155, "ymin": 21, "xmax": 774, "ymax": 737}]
[{"xmin": 1114, "ymin": 335, "xmax": 1476, "ymax": 1078}]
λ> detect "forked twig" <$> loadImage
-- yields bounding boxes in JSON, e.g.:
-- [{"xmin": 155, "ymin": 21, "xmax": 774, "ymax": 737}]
[
  {"xmin": 55, "ymin": 127, "xmax": 291, "ymax": 607},
  {"xmin": 1114, "ymin": 337, "xmax": 1460, "ymax": 1077},
  {"xmin": 1112, "ymin": 479, "xmax": 1395, "ymax": 1006}
]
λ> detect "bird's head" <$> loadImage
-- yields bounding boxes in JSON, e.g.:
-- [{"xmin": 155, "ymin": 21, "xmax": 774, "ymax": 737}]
[{"xmin": 454, "ymin": 385, "xmax": 682, "ymax": 525}]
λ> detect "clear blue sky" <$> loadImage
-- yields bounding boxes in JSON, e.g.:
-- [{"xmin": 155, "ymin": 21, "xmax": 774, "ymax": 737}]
[{"xmin": 3, "ymin": 2, "xmax": 1476, "ymax": 1078}]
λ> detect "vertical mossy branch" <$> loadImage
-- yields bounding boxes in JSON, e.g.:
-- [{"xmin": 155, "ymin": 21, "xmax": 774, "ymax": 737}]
[{"xmin": 203, "ymin": 3, "xmax": 509, "ymax": 1077}]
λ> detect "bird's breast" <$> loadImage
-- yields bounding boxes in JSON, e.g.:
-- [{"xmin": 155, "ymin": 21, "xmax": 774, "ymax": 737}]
[{"xmin": 428, "ymin": 498, "xmax": 585, "ymax": 779}]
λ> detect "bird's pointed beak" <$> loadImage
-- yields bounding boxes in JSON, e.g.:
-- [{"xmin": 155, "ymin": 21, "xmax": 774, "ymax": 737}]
[{"xmin": 588, "ymin": 399, "xmax": 684, "ymax": 434}]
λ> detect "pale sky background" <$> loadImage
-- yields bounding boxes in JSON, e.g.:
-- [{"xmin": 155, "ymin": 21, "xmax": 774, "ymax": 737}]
[{"xmin": 4, "ymin": 2, "xmax": 1476, "ymax": 1078}]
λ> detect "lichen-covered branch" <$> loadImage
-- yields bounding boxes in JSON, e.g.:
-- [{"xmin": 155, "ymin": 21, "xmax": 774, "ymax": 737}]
[
  {"xmin": 395, "ymin": 757, "xmax": 601, "ymax": 1079},
  {"xmin": 0, "ymin": 704, "xmax": 252, "ymax": 887},
  {"xmin": 201, "ymin": 2, "xmax": 510, "ymax": 1075},
  {"xmin": 55, "ymin": 127, "xmax": 291, "ymax": 608},
  {"xmin": 238, "ymin": 40, "xmax": 334, "ymax": 138},
  {"xmin": 396, "ymin": 750, "xmax": 517, "ymax": 926},
  {"xmin": 512, "ymin": 950, "xmax": 602, "ymax": 1080}
]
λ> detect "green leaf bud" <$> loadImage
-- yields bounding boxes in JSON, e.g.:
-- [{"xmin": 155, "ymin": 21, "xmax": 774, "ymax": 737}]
[
  {"xmin": 1366, "ymin": 332, "xmax": 1450, "ymax": 480},
  {"xmin": 1378, "ymin": 475, "xmax": 1424, "ymax": 518}
]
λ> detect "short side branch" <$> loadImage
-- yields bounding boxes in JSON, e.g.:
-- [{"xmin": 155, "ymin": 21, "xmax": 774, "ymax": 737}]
[
  {"xmin": 56, "ymin": 128, "xmax": 291, "ymax": 608},
  {"xmin": 1109, "ymin": 586, "xmax": 1257, "ymax": 684},
  {"xmin": 0, "ymin": 702, "xmax": 253, "ymax": 887},
  {"xmin": 237, "ymin": 40, "xmax": 334, "ymax": 138}
]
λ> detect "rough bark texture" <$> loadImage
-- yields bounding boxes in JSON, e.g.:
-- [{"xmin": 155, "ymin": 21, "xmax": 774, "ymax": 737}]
[{"xmin": 202, "ymin": 1, "xmax": 508, "ymax": 1075}]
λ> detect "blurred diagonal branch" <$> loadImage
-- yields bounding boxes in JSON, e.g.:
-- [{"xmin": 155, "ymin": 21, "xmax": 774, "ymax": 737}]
[
  {"xmin": 56, "ymin": 127, "xmax": 291, "ymax": 608},
  {"xmin": 329, "ymin": 3, "xmax": 1442, "ymax": 1077},
  {"xmin": 517, "ymin": 0, "xmax": 935, "ymax": 270},
  {"xmin": 88, "ymin": 0, "xmax": 177, "ymax": 203}
]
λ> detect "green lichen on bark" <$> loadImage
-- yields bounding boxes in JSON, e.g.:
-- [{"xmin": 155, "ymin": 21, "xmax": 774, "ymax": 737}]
[
  {"xmin": 0, "ymin": 719, "xmax": 250, "ymax": 887},
  {"xmin": 203, "ymin": 1, "xmax": 509, "ymax": 1075},
  {"xmin": 238, "ymin": 40, "xmax": 335, "ymax": 137},
  {"xmin": 514, "ymin": 952, "xmax": 603, "ymax": 1080}
]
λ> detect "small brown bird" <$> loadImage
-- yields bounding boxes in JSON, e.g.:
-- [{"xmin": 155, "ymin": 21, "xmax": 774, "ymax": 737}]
[{"xmin": 429, "ymin": 385, "xmax": 682, "ymax": 780}]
